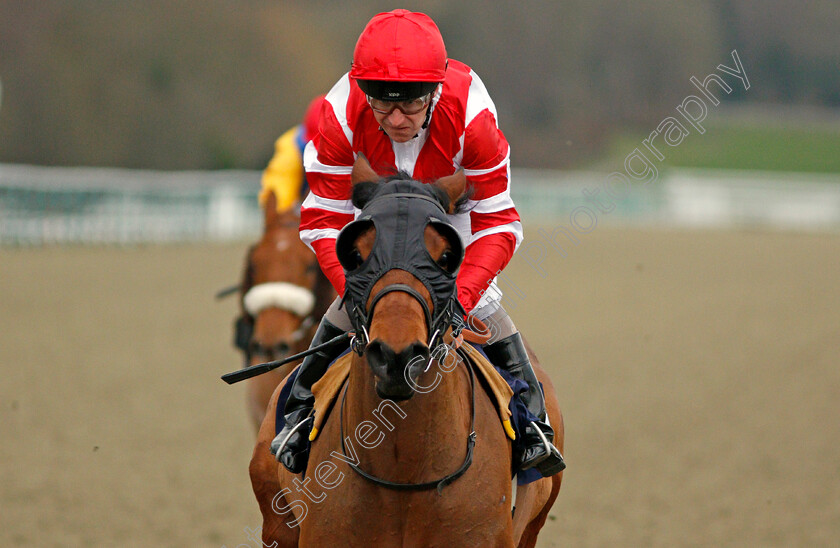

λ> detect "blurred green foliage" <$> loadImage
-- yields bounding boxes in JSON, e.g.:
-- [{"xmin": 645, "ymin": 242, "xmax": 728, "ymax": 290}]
[
  {"xmin": 0, "ymin": 1, "xmax": 838, "ymax": 171},
  {"xmin": 606, "ymin": 123, "xmax": 840, "ymax": 173}
]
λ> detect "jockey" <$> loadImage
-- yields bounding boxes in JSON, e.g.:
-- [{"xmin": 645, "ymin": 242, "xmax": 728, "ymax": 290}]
[
  {"xmin": 258, "ymin": 94, "xmax": 327, "ymax": 213},
  {"xmin": 272, "ymin": 9, "xmax": 565, "ymax": 477}
]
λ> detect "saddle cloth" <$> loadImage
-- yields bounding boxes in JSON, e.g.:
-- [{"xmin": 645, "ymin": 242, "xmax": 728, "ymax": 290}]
[{"xmin": 307, "ymin": 342, "xmax": 516, "ymax": 442}]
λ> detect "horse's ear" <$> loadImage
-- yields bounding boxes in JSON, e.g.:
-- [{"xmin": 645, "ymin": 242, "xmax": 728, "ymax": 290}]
[
  {"xmin": 263, "ymin": 189, "xmax": 279, "ymax": 226},
  {"xmin": 433, "ymin": 169, "xmax": 466, "ymax": 214},
  {"xmin": 351, "ymin": 153, "xmax": 379, "ymax": 186}
]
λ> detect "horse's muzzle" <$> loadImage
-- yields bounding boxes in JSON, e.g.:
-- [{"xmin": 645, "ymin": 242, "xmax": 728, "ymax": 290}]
[{"xmin": 366, "ymin": 339, "xmax": 430, "ymax": 401}]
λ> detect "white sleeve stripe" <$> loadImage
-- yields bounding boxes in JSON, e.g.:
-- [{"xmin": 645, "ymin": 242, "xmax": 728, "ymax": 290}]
[
  {"xmin": 465, "ymin": 70, "xmax": 498, "ymax": 127},
  {"xmin": 325, "ymin": 74, "xmax": 354, "ymax": 147},
  {"xmin": 300, "ymin": 228, "xmax": 340, "ymax": 252},
  {"xmin": 466, "ymin": 188, "xmax": 515, "ymax": 213},
  {"xmin": 453, "ymin": 135, "xmax": 464, "ymax": 167},
  {"xmin": 463, "ymin": 148, "xmax": 510, "ymax": 177},
  {"xmin": 301, "ymin": 192, "xmax": 354, "ymax": 214},
  {"xmin": 307, "ymin": 163, "xmax": 353, "ymax": 175},
  {"xmin": 470, "ymin": 221, "xmax": 523, "ymax": 250},
  {"xmin": 303, "ymin": 141, "xmax": 353, "ymax": 175}
]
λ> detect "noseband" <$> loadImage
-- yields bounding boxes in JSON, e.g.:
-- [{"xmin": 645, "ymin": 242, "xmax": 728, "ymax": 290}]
[
  {"xmin": 349, "ymin": 282, "xmax": 454, "ymax": 356},
  {"xmin": 237, "ymin": 281, "xmax": 318, "ymax": 361}
]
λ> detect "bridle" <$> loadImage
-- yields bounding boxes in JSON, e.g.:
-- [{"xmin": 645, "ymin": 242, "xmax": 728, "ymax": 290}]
[
  {"xmin": 246, "ymin": 315, "xmax": 316, "ymax": 361},
  {"xmin": 330, "ymin": 178, "xmax": 477, "ymax": 491},
  {"xmin": 340, "ymin": 189, "xmax": 465, "ymax": 357},
  {"xmin": 338, "ymin": 344, "xmax": 476, "ymax": 494},
  {"xmin": 339, "ymin": 251, "xmax": 475, "ymax": 493},
  {"xmin": 348, "ymin": 282, "xmax": 459, "ymax": 357},
  {"xmin": 236, "ymin": 243, "xmax": 322, "ymax": 363}
]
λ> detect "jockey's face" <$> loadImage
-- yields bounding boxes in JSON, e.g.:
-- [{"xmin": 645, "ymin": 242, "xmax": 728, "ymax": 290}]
[{"xmin": 371, "ymin": 103, "xmax": 429, "ymax": 143}]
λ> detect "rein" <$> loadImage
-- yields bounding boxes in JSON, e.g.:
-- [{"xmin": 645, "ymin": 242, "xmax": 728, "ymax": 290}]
[{"xmin": 338, "ymin": 346, "xmax": 476, "ymax": 495}]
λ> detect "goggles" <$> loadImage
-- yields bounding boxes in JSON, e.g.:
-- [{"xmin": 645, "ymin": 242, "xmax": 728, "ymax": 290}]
[{"xmin": 366, "ymin": 93, "xmax": 432, "ymax": 115}]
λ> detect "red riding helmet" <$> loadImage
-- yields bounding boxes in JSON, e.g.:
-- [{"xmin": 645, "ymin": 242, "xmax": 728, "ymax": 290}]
[{"xmin": 350, "ymin": 9, "xmax": 447, "ymax": 101}]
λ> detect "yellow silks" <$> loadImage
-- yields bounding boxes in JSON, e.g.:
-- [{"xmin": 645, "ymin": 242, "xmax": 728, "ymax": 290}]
[{"xmin": 259, "ymin": 125, "xmax": 305, "ymax": 213}]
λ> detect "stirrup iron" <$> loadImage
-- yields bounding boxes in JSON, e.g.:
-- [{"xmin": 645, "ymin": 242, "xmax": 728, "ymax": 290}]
[{"xmin": 272, "ymin": 414, "xmax": 313, "ymax": 456}]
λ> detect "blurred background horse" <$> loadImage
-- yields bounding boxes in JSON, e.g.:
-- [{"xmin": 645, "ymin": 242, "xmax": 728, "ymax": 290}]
[{"xmin": 233, "ymin": 189, "xmax": 335, "ymax": 430}]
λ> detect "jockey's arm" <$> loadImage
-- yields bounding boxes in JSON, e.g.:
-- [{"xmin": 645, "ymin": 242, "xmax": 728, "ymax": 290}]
[
  {"xmin": 456, "ymin": 108, "xmax": 522, "ymax": 315},
  {"xmin": 457, "ymin": 232, "xmax": 516, "ymax": 313},
  {"xmin": 300, "ymin": 118, "xmax": 356, "ymax": 297}
]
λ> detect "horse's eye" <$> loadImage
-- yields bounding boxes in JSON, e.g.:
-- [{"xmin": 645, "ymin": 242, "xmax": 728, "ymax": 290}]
[
  {"xmin": 350, "ymin": 250, "xmax": 364, "ymax": 269},
  {"xmin": 437, "ymin": 250, "xmax": 455, "ymax": 272}
]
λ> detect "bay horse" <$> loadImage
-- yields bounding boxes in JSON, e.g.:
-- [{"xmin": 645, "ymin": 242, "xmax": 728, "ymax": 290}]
[
  {"xmin": 249, "ymin": 159, "xmax": 563, "ymax": 547},
  {"xmin": 236, "ymin": 190, "xmax": 335, "ymax": 430}
]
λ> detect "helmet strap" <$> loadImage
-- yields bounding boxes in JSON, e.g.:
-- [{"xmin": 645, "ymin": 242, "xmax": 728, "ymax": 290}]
[
  {"xmin": 421, "ymin": 108, "xmax": 432, "ymax": 130},
  {"xmin": 421, "ymin": 83, "xmax": 442, "ymax": 129}
]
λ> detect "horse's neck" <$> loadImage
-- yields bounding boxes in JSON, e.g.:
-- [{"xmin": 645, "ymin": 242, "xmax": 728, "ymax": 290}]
[{"xmin": 346, "ymin": 354, "xmax": 471, "ymax": 472}]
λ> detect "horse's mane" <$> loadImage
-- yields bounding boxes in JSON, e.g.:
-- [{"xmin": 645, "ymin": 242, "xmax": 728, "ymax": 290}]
[{"xmin": 351, "ymin": 171, "xmax": 473, "ymax": 214}]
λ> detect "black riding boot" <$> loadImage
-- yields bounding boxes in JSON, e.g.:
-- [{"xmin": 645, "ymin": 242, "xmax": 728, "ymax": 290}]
[
  {"xmin": 270, "ymin": 317, "xmax": 347, "ymax": 473},
  {"xmin": 483, "ymin": 333, "xmax": 566, "ymax": 476}
]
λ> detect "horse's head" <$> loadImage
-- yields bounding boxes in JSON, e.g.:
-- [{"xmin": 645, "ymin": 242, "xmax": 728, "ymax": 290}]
[
  {"xmin": 335, "ymin": 155, "xmax": 467, "ymax": 400},
  {"xmin": 238, "ymin": 190, "xmax": 332, "ymax": 365}
]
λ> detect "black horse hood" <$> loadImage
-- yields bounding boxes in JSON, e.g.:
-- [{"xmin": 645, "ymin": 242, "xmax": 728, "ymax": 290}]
[{"xmin": 336, "ymin": 178, "xmax": 466, "ymax": 341}]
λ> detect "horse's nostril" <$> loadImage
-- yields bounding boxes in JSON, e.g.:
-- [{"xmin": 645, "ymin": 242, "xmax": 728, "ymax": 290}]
[
  {"xmin": 366, "ymin": 340, "xmax": 396, "ymax": 374},
  {"xmin": 397, "ymin": 342, "xmax": 430, "ymax": 372},
  {"xmin": 367, "ymin": 340, "xmax": 429, "ymax": 373}
]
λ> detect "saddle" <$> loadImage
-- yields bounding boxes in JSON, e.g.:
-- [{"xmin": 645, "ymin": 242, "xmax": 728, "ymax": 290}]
[
  {"xmin": 272, "ymin": 341, "xmax": 543, "ymax": 484},
  {"xmin": 307, "ymin": 342, "xmax": 517, "ymax": 442}
]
